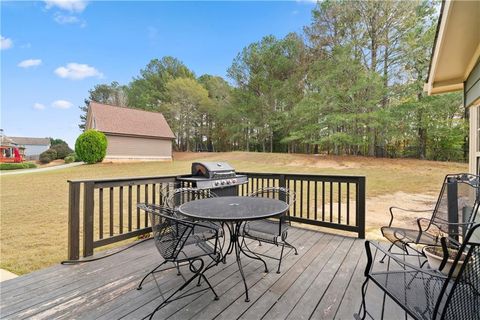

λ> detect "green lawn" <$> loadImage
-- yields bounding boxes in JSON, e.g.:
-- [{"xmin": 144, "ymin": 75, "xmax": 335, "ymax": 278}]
[{"xmin": 0, "ymin": 152, "xmax": 467, "ymax": 275}]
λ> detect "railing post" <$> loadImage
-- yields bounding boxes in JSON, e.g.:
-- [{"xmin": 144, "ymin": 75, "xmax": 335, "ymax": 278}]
[
  {"xmin": 68, "ymin": 181, "xmax": 81, "ymax": 260},
  {"xmin": 447, "ymin": 179, "xmax": 459, "ymax": 240},
  {"xmin": 83, "ymin": 181, "xmax": 95, "ymax": 257},
  {"xmin": 279, "ymin": 174, "xmax": 286, "ymax": 188},
  {"xmin": 356, "ymin": 177, "xmax": 366, "ymax": 239}
]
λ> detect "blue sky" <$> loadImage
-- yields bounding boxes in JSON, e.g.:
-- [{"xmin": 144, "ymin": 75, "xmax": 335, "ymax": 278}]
[{"xmin": 1, "ymin": 0, "xmax": 316, "ymax": 147}]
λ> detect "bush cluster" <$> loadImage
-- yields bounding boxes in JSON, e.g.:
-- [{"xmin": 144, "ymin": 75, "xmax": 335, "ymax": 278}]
[
  {"xmin": 38, "ymin": 142, "xmax": 74, "ymax": 164},
  {"xmin": 75, "ymin": 130, "xmax": 108, "ymax": 164},
  {"xmin": 0, "ymin": 162, "xmax": 37, "ymax": 170},
  {"xmin": 39, "ymin": 149, "xmax": 58, "ymax": 164},
  {"xmin": 51, "ymin": 143, "xmax": 73, "ymax": 159}
]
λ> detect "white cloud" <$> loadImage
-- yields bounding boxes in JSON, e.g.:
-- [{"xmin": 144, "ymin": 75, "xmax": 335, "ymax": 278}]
[
  {"xmin": 1, "ymin": 35, "xmax": 13, "ymax": 50},
  {"xmin": 54, "ymin": 63, "xmax": 103, "ymax": 80},
  {"xmin": 18, "ymin": 59, "xmax": 42, "ymax": 68},
  {"xmin": 44, "ymin": 0, "xmax": 88, "ymax": 13},
  {"xmin": 33, "ymin": 103, "xmax": 46, "ymax": 110},
  {"xmin": 54, "ymin": 13, "xmax": 80, "ymax": 24},
  {"xmin": 52, "ymin": 100, "xmax": 73, "ymax": 109}
]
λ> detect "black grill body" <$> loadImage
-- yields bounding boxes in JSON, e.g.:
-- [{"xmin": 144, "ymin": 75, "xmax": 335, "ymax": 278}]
[{"xmin": 177, "ymin": 162, "xmax": 247, "ymax": 197}]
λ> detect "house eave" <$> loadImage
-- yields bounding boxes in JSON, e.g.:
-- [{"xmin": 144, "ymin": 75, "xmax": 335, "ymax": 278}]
[{"xmin": 425, "ymin": 0, "xmax": 480, "ymax": 96}]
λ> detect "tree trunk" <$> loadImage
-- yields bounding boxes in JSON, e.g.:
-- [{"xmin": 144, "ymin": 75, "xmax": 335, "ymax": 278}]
[{"xmin": 418, "ymin": 127, "xmax": 426, "ymax": 159}]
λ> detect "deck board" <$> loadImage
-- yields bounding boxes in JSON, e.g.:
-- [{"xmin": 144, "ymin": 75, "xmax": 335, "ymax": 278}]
[{"xmin": 0, "ymin": 227, "xmax": 405, "ymax": 320}]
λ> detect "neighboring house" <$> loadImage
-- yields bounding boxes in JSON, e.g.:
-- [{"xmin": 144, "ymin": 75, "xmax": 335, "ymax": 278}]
[
  {"xmin": 425, "ymin": 0, "xmax": 480, "ymax": 174},
  {"xmin": 9, "ymin": 136, "xmax": 51, "ymax": 160},
  {"xmin": 86, "ymin": 102, "xmax": 175, "ymax": 161}
]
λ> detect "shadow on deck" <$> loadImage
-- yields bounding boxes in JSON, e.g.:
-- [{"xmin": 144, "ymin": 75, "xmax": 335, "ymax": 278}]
[{"xmin": 0, "ymin": 227, "xmax": 408, "ymax": 320}]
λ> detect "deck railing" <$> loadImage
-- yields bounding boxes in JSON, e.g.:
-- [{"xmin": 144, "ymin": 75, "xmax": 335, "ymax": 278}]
[
  {"xmin": 237, "ymin": 172, "xmax": 365, "ymax": 238},
  {"xmin": 67, "ymin": 173, "xmax": 365, "ymax": 260}
]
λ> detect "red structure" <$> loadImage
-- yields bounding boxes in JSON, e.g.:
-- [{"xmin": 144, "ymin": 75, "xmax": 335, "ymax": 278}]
[{"xmin": 0, "ymin": 145, "xmax": 23, "ymax": 163}]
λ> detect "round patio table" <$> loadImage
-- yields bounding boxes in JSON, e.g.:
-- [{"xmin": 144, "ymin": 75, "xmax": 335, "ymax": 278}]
[{"xmin": 179, "ymin": 196, "xmax": 288, "ymax": 302}]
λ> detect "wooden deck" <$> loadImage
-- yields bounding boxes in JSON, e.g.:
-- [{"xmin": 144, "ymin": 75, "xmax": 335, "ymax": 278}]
[{"xmin": 0, "ymin": 227, "xmax": 408, "ymax": 320}]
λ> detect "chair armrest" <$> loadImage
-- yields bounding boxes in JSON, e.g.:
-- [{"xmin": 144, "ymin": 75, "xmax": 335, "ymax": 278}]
[
  {"xmin": 424, "ymin": 217, "xmax": 476, "ymax": 238},
  {"xmin": 364, "ymin": 241, "xmax": 447, "ymax": 279},
  {"xmin": 387, "ymin": 206, "xmax": 433, "ymax": 227}
]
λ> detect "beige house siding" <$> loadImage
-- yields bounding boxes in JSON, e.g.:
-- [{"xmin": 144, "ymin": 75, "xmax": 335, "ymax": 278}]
[
  {"xmin": 104, "ymin": 134, "xmax": 172, "ymax": 160},
  {"xmin": 469, "ymin": 104, "xmax": 480, "ymax": 175}
]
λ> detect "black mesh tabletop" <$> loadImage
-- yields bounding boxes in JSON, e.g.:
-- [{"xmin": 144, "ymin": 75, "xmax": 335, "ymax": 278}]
[{"xmin": 178, "ymin": 196, "xmax": 289, "ymax": 222}]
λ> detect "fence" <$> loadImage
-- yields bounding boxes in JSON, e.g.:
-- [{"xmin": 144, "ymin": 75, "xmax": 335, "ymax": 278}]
[{"xmin": 67, "ymin": 172, "xmax": 365, "ymax": 260}]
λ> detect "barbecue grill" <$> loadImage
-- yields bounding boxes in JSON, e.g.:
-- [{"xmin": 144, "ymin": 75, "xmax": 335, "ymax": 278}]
[{"xmin": 177, "ymin": 162, "xmax": 247, "ymax": 197}]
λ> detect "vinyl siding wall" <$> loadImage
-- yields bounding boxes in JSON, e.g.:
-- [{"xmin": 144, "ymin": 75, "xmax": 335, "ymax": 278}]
[
  {"xmin": 467, "ymin": 60, "xmax": 480, "ymax": 174},
  {"xmin": 24, "ymin": 144, "xmax": 50, "ymax": 157},
  {"xmin": 104, "ymin": 134, "xmax": 172, "ymax": 160}
]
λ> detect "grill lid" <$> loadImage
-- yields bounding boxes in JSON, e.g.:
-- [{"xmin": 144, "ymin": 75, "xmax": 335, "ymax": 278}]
[{"xmin": 191, "ymin": 162, "xmax": 235, "ymax": 178}]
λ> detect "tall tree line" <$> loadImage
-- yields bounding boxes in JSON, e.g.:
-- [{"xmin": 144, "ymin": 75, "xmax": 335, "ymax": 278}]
[{"xmin": 79, "ymin": 0, "xmax": 466, "ymax": 161}]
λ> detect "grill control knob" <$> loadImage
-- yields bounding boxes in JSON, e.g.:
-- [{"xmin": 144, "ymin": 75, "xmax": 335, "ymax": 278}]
[
  {"xmin": 226, "ymin": 180, "xmax": 231, "ymax": 184},
  {"xmin": 221, "ymin": 180, "xmax": 226, "ymax": 185},
  {"xmin": 232, "ymin": 179, "xmax": 237, "ymax": 183},
  {"xmin": 214, "ymin": 181, "xmax": 219, "ymax": 186}
]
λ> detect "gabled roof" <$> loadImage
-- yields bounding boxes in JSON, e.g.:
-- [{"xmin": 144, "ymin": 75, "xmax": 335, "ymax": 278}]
[
  {"xmin": 9, "ymin": 137, "xmax": 51, "ymax": 146},
  {"xmin": 425, "ymin": 0, "xmax": 480, "ymax": 95},
  {"xmin": 88, "ymin": 102, "xmax": 175, "ymax": 139}
]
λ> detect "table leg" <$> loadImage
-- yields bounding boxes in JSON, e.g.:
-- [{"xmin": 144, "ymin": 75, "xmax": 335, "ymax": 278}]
[
  {"xmin": 222, "ymin": 223, "xmax": 235, "ymax": 263},
  {"xmin": 233, "ymin": 222, "xmax": 250, "ymax": 302},
  {"xmin": 239, "ymin": 237, "xmax": 269, "ymax": 273},
  {"xmin": 222, "ymin": 221, "xmax": 269, "ymax": 303}
]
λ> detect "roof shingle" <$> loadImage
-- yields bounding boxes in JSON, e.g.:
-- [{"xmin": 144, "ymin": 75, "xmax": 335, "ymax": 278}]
[
  {"xmin": 88, "ymin": 102, "xmax": 175, "ymax": 139},
  {"xmin": 9, "ymin": 137, "xmax": 51, "ymax": 146}
]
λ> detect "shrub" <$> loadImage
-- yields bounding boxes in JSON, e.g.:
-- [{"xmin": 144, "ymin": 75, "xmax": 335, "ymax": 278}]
[
  {"xmin": 0, "ymin": 162, "xmax": 37, "ymax": 170},
  {"xmin": 64, "ymin": 155, "xmax": 75, "ymax": 163},
  {"xmin": 51, "ymin": 143, "xmax": 73, "ymax": 159},
  {"xmin": 39, "ymin": 149, "xmax": 58, "ymax": 164},
  {"xmin": 67, "ymin": 152, "xmax": 81, "ymax": 162},
  {"xmin": 75, "ymin": 130, "xmax": 108, "ymax": 164}
]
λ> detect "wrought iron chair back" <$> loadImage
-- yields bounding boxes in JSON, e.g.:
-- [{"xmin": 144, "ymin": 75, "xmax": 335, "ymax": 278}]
[
  {"xmin": 248, "ymin": 187, "xmax": 296, "ymax": 233},
  {"xmin": 429, "ymin": 174, "xmax": 480, "ymax": 239},
  {"xmin": 166, "ymin": 187, "xmax": 217, "ymax": 210},
  {"xmin": 145, "ymin": 205, "xmax": 193, "ymax": 261}
]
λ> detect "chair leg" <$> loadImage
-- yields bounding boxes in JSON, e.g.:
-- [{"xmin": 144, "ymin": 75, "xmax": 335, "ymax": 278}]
[
  {"xmin": 240, "ymin": 237, "xmax": 269, "ymax": 273},
  {"xmin": 201, "ymin": 273, "xmax": 219, "ymax": 300},
  {"xmin": 277, "ymin": 242, "xmax": 285, "ymax": 274},
  {"xmin": 355, "ymin": 278, "xmax": 369, "ymax": 320},
  {"xmin": 137, "ymin": 261, "xmax": 167, "ymax": 290},
  {"xmin": 379, "ymin": 243, "xmax": 394, "ymax": 263},
  {"xmin": 176, "ymin": 262, "xmax": 181, "ymax": 276},
  {"xmin": 284, "ymin": 239, "xmax": 298, "ymax": 255},
  {"xmin": 146, "ymin": 272, "xmax": 201, "ymax": 320}
]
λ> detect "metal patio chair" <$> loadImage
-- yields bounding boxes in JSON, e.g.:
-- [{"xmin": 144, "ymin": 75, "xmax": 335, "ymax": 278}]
[
  {"xmin": 355, "ymin": 223, "xmax": 480, "ymax": 320},
  {"xmin": 240, "ymin": 187, "xmax": 298, "ymax": 273},
  {"xmin": 136, "ymin": 204, "xmax": 221, "ymax": 320},
  {"xmin": 381, "ymin": 173, "xmax": 480, "ymax": 257},
  {"xmin": 165, "ymin": 187, "xmax": 223, "ymax": 241}
]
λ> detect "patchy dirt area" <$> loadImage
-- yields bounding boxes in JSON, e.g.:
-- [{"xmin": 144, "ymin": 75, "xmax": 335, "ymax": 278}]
[
  {"xmin": 366, "ymin": 192, "xmax": 437, "ymax": 240},
  {"xmin": 174, "ymin": 151, "xmax": 465, "ymax": 172}
]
